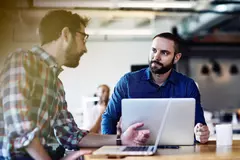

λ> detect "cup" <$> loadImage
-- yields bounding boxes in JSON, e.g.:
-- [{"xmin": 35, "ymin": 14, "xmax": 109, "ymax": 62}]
[{"xmin": 215, "ymin": 123, "xmax": 232, "ymax": 146}]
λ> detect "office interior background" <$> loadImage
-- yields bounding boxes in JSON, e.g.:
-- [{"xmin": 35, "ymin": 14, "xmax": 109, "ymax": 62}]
[{"xmin": 0, "ymin": 0, "xmax": 240, "ymax": 129}]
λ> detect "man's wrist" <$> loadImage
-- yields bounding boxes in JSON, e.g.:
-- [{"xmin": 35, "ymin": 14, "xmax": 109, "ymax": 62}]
[{"xmin": 116, "ymin": 122, "xmax": 122, "ymax": 146}]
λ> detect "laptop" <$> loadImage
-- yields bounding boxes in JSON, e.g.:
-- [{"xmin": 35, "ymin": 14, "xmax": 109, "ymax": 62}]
[
  {"xmin": 122, "ymin": 98, "xmax": 195, "ymax": 146},
  {"xmin": 93, "ymin": 99, "xmax": 172, "ymax": 156}
]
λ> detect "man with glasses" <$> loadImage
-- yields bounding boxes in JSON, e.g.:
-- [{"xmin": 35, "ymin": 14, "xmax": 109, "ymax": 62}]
[{"xmin": 0, "ymin": 10, "xmax": 150, "ymax": 160}]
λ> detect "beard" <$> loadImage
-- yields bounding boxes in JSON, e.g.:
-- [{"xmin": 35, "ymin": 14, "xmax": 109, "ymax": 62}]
[
  {"xmin": 64, "ymin": 41, "xmax": 82, "ymax": 68},
  {"xmin": 149, "ymin": 57, "xmax": 175, "ymax": 74},
  {"xmin": 64, "ymin": 54, "xmax": 81, "ymax": 68}
]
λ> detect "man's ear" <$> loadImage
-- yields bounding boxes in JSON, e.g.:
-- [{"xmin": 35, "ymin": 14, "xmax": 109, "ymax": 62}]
[
  {"xmin": 60, "ymin": 27, "xmax": 71, "ymax": 42},
  {"xmin": 174, "ymin": 53, "xmax": 182, "ymax": 64}
]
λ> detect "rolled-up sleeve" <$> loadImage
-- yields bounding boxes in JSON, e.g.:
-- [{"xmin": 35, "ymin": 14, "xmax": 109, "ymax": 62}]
[
  {"xmin": 2, "ymin": 53, "xmax": 39, "ymax": 149},
  {"xmin": 53, "ymin": 101, "xmax": 89, "ymax": 150}
]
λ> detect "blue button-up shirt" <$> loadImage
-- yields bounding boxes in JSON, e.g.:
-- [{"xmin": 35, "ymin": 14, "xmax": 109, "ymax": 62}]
[{"xmin": 101, "ymin": 67, "xmax": 206, "ymax": 134}]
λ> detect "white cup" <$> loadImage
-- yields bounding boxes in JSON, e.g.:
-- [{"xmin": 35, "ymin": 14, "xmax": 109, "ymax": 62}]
[{"xmin": 216, "ymin": 123, "xmax": 232, "ymax": 146}]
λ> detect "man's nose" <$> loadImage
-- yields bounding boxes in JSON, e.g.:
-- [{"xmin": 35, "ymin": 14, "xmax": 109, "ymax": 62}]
[{"xmin": 153, "ymin": 51, "xmax": 161, "ymax": 61}]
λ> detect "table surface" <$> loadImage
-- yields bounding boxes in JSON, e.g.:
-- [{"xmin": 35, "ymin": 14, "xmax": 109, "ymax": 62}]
[{"xmin": 83, "ymin": 140, "xmax": 240, "ymax": 160}]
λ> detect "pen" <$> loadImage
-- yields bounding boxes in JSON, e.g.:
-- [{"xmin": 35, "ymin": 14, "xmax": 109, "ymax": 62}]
[{"xmin": 158, "ymin": 145, "xmax": 180, "ymax": 149}]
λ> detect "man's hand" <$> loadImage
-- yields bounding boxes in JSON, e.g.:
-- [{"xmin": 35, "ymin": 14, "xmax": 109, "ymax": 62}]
[
  {"xmin": 194, "ymin": 123, "xmax": 210, "ymax": 144},
  {"xmin": 121, "ymin": 123, "xmax": 150, "ymax": 146}
]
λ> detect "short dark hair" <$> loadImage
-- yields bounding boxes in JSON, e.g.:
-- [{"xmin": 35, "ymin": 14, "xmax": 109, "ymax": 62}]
[
  {"xmin": 39, "ymin": 10, "xmax": 90, "ymax": 45},
  {"xmin": 153, "ymin": 32, "xmax": 179, "ymax": 54}
]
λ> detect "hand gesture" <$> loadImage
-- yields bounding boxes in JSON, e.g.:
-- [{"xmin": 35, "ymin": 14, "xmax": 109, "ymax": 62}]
[{"xmin": 121, "ymin": 123, "xmax": 150, "ymax": 146}]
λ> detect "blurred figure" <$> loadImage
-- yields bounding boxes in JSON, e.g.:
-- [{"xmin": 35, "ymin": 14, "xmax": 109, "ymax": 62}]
[
  {"xmin": 96, "ymin": 84, "xmax": 110, "ymax": 108},
  {"xmin": 83, "ymin": 84, "xmax": 110, "ymax": 133}
]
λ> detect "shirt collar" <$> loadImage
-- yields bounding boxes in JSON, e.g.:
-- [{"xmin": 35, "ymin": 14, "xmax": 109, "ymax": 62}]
[
  {"xmin": 167, "ymin": 69, "xmax": 177, "ymax": 85},
  {"xmin": 142, "ymin": 67, "xmax": 151, "ymax": 80},
  {"xmin": 30, "ymin": 45, "xmax": 63, "ymax": 74},
  {"xmin": 142, "ymin": 67, "xmax": 177, "ymax": 85}
]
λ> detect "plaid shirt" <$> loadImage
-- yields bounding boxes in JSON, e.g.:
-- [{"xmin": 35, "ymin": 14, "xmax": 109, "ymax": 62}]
[{"xmin": 0, "ymin": 46, "xmax": 88, "ymax": 159}]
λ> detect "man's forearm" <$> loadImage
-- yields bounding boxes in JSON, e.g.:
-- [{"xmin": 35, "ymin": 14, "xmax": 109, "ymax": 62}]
[
  {"xmin": 26, "ymin": 137, "xmax": 51, "ymax": 160},
  {"xmin": 79, "ymin": 133, "xmax": 116, "ymax": 147}
]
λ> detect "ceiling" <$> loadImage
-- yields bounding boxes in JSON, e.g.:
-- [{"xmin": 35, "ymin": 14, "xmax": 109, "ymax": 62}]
[
  {"xmin": 0, "ymin": 0, "xmax": 217, "ymax": 41},
  {"xmin": 175, "ymin": 1, "xmax": 240, "ymax": 43},
  {"xmin": 1, "ymin": 0, "xmax": 211, "ymax": 10},
  {"xmin": 32, "ymin": 0, "xmax": 201, "ymax": 10}
]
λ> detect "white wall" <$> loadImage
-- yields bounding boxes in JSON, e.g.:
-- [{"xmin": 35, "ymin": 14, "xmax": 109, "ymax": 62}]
[{"xmin": 60, "ymin": 41, "xmax": 151, "ymax": 110}]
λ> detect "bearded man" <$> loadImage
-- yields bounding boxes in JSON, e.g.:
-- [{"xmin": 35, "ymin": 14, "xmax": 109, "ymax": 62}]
[{"xmin": 101, "ymin": 32, "xmax": 210, "ymax": 144}]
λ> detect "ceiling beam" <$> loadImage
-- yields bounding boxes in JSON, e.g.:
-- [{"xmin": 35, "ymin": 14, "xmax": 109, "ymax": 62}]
[{"xmin": 33, "ymin": 0, "xmax": 197, "ymax": 9}]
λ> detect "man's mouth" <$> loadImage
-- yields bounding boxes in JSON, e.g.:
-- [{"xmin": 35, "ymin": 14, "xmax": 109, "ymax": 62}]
[{"xmin": 151, "ymin": 61, "xmax": 163, "ymax": 67}]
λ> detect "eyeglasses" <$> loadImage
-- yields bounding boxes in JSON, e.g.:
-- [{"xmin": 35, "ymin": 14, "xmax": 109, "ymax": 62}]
[{"xmin": 76, "ymin": 31, "xmax": 89, "ymax": 43}]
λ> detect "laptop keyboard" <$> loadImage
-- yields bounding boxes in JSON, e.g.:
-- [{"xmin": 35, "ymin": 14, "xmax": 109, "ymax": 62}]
[{"xmin": 123, "ymin": 146, "xmax": 150, "ymax": 152}]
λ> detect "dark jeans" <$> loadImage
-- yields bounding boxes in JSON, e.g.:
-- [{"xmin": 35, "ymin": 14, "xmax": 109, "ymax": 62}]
[
  {"xmin": 12, "ymin": 155, "xmax": 34, "ymax": 160},
  {"xmin": 11, "ymin": 145, "xmax": 65, "ymax": 160}
]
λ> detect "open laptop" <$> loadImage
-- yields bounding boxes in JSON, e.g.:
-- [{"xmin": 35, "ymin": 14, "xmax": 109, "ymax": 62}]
[
  {"xmin": 93, "ymin": 99, "xmax": 172, "ymax": 156},
  {"xmin": 122, "ymin": 98, "xmax": 196, "ymax": 146}
]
